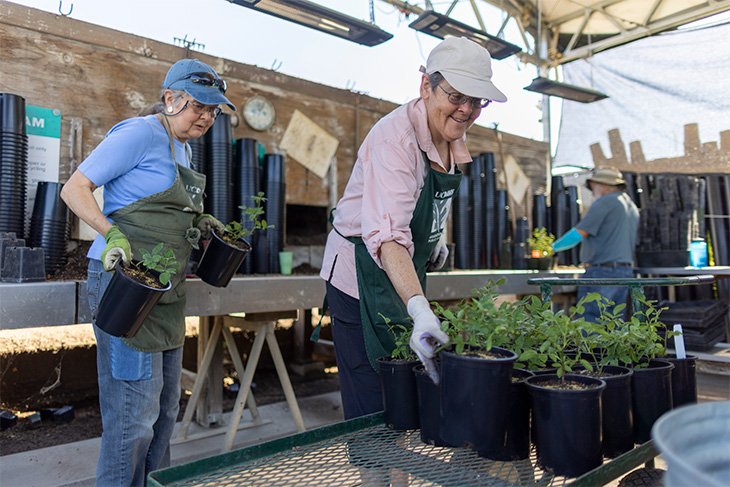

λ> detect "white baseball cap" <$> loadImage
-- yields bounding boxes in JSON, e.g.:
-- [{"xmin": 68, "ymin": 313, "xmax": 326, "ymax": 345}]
[{"xmin": 423, "ymin": 37, "xmax": 507, "ymax": 102}]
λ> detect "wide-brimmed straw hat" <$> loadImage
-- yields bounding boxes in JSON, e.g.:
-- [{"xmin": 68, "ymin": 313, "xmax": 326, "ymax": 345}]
[{"xmin": 587, "ymin": 167, "xmax": 625, "ymax": 187}]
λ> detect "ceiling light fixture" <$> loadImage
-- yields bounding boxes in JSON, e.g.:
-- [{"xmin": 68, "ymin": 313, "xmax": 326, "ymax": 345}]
[
  {"xmin": 408, "ymin": 10, "xmax": 521, "ymax": 60},
  {"xmin": 524, "ymin": 77, "xmax": 608, "ymax": 103},
  {"xmin": 229, "ymin": 0, "xmax": 393, "ymax": 47}
]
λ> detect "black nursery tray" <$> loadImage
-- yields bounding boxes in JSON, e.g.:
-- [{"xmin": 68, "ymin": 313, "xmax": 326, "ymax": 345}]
[{"xmin": 149, "ymin": 413, "xmax": 657, "ymax": 487}]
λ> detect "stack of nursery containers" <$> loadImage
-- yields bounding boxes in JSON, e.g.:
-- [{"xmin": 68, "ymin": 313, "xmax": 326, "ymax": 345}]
[{"xmin": 376, "ymin": 283, "xmax": 698, "ymax": 478}]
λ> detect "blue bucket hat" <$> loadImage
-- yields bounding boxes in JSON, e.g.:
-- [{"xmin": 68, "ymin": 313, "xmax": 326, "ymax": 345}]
[{"xmin": 162, "ymin": 59, "xmax": 236, "ymax": 111}]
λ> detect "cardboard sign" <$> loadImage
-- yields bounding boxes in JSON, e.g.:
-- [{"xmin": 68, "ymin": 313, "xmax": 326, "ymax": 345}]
[{"xmin": 280, "ymin": 110, "xmax": 339, "ymax": 179}]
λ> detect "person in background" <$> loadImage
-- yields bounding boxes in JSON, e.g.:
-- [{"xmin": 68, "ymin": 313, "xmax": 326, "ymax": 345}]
[
  {"xmin": 317, "ymin": 37, "xmax": 507, "ymax": 419},
  {"xmin": 60, "ymin": 59, "xmax": 233, "ymax": 485},
  {"xmin": 552, "ymin": 166, "xmax": 640, "ymax": 322}
]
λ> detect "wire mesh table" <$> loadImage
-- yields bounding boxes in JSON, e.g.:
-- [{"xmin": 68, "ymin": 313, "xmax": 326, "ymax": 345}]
[{"xmin": 148, "ymin": 413, "xmax": 658, "ymax": 487}]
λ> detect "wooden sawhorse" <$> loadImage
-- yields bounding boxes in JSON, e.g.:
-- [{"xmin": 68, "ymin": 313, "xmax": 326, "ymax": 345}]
[{"xmin": 177, "ymin": 313, "xmax": 306, "ymax": 451}]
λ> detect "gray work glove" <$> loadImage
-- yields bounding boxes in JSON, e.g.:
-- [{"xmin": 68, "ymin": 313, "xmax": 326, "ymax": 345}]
[
  {"xmin": 194, "ymin": 213, "xmax": 225, "ymax": 240},
  {"xmin": 428, "ymin": 234, "xmax": 449, "ymax": 270}
]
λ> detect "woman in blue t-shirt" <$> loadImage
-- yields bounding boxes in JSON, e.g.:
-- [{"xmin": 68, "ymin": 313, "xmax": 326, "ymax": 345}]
[{"xmin": 60, "ymin": 59, "xmax": 234, "ymax": 485}]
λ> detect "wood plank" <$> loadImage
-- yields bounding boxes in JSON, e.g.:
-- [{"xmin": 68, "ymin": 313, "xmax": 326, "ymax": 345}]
[{"xmin": 0, "ymin": 2, "xmax": 549, "ymax": 213}]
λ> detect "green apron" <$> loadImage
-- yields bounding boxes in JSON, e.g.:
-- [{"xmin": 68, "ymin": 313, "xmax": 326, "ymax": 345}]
[
  {"xmin": 111, "ymin": 114, "xmax": 206, "ymax": 352},
  {"xmin": 328, "ymin": 151, "xmax": 461, "ymax": 371}
]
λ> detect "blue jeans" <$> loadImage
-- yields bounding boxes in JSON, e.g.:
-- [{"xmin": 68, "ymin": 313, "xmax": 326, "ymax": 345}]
[
  {"xmin": 577, "ymin": 265, "xmax": 636, "ymax": 323},
  {"xmin": 87, "ymin": 259, "xmax": 183, "ymax": 486},
  {"xmin": 326, "ymin": 282, "xmax": 383, "ymax": 420}
]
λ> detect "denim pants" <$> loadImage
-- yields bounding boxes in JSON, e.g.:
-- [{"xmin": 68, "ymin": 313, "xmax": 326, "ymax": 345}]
[
  {"xmin": 577, "ymin": 265, "xmax": 635, "ymax": 323},
  {"xmin": 87, "ymin": 259, "xmax": 183, "ymax": 486},
  {"xmin": 326, "ymin": 282, "xmax": 383, "ymax": 420}
]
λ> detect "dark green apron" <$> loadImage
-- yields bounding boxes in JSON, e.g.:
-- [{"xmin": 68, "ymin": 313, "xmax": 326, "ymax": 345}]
[
  {"xmin": 111, "ymin": 115, "xmax": 206, "ymax": 352},
  {"xmin": 320, "ymin": 151, "xmax": 461, "ymax": 371}
]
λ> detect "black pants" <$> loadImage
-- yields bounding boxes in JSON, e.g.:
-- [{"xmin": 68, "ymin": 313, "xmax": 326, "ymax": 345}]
[{"xmin": 326, "ymin": 282, "xmax": 383, "ymax": 419}]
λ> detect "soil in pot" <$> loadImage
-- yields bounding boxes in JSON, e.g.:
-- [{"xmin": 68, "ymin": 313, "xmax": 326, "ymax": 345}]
[
  {"xmin": 96, "ymin": 261, "xmax": 171, "ymax": 338},
  {"xmin": 492, "ymin": 368, "xmax": 533, "ymax": 461},
  {"xmin": 440, "ymin": 346, "xmax": 517, "ymax": 458},
  {"xmin": 377, "ymin": 357, "xmax": 420, "ymax": 430},
  {"xmin": 413, "ymin": 363, "xmax": 445, "ymax": 446},
  {"xmin": 631, "ymin": 359, "xmax": 674, "ymax": 444},
  {"xmin": 664, "ymin": 354, "xmax": 698, "ymax": 407},
  {"xmin": 195, "ymin": 230, "xmax": 251, "ymax": 287},
  {"xmin": 526, "ymin": 373, "xmax": 606, "ymax": 478}
]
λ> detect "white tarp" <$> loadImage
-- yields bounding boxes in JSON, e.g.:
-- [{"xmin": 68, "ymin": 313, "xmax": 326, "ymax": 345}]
[{"xmin": 554, "ymin": 20, "xmax": 730, "ymax": 168}]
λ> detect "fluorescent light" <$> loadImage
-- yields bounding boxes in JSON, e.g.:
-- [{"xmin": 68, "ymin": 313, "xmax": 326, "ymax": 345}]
[
  {"xmin": 551, "ymin": 165, "xmax": 591, "ymax": 176},
  {"xmin": 524, "ymin": 77, "xmax": 608, "ymax": 103},
  {"xmin": 408, "ymin": 10, "xmax": 521, "ymax": 60},
  {"xmin": 230, "ymin": 0, "xmax": 393, "ymax": 47}
]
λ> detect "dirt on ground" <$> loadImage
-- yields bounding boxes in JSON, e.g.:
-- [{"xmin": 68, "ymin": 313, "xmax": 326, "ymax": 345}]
[
  {"xmin": 0, "ymin": 317, "xmax": 339, "ymax": 457},
  {"xmin": 0, "ymin": 366, "xmax": 340, "ymax": 457}
]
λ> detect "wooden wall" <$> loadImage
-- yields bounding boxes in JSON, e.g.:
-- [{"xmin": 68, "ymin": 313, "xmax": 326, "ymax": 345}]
[{"xmin": 0, "ymin": 2, "xmax": 549, "ymax": 216}]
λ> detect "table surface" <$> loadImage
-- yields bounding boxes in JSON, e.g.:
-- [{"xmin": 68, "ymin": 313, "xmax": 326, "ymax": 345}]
[
  {"xmin": 0, "ymin": 269, "xmax": 585, "ymax": 329},
  {"xmin": 148, "ymin": 412, "xmax": 658, "ymax": 487}
]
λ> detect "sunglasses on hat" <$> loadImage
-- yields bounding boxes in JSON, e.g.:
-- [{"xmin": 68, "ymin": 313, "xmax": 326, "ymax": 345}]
[{"xmin": 177, "ymin": 72, "xmax": 227, "ymax": 93}]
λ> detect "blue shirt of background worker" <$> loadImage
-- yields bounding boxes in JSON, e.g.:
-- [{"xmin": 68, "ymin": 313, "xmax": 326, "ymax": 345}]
[
  {"xmin": 553, "ymin": 167, "xmax": 640, "ymax": 322},
  {"xmin": 78, "ymin": 115, "xmax": 191, "ymax": 261}
]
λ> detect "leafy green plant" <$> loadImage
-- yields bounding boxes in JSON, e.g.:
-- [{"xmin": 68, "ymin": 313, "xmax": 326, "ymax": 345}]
[
  {"xmin": 138, "ymin": 242, "xmax": 178, "ymax": 286},
  {"xmin": 527, "ymin": 227, "xmax": 555, "ymax": 258},
  {"xmin": 224, "ymin": 192, "xmax": 274, "ymax": 241},
  {"xmin": 433, "ymin": 280, "xmax": 515, "ymax": 356},
  {"xmin": 526, "ymin": 294, "xmax": 596, "ymax": 379},
  {"xmin": 589, "ymin": 294, "xmax": 674, "ymax": 369},
  {"xmin": 382, "ymin": 314, "xmax": 417, "ymax": 361}
]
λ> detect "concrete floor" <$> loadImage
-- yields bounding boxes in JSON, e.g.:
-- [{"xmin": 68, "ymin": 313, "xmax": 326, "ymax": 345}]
[{"xmin": 0, "ymin": 391, "xmax": 344, "ymax": 487}]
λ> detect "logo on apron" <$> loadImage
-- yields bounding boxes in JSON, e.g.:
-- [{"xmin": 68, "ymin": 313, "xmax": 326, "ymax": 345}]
[{"xmin": 429, "ymin": 192, "xmax": 453, "ymax": 243}]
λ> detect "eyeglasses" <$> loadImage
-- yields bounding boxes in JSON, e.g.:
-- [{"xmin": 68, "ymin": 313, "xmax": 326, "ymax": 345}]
[
  {"xmin": 179, "ymin": 72, "xmax": 227, "ymax": 93},
  {"xmin": 183, "ymin": 99, "xmax": 222, "ymax": 119},
  {"xmin": 438, "ymin": 85, "xmax": 491, "ymax": 108}
]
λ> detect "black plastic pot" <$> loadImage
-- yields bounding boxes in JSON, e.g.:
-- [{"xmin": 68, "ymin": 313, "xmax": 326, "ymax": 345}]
[
  {"xmin": 413, "ymin": 363, "xmax": 445, "ymax": 446},
  {"xmin": 95, "ymin": 261, "xmax": 171, "ymax": 338},
  {"xmin": 664, "ymin": 354, "xmax": 698, "ymax": 408},
  {"xmin": 440, "ymin": 346, "xmax": 517, "ymax": 458},
  {"xmin": 631, "ymin": 359, "xmax": 674, "ymax": 444},
  {"xmin": 195, "ymin": 230, "xmax": 252, "ymax": 287},
  {"xmin": 377, "ymin": 357, "xmax": 420, "ymax": 430},
  {"xmin": 597, "ymin": 365, "xmax": 634, "ymax": 458},
  {"xmin": 526, "ymin": 373, "xmax": 606, "ymax": 478},
  {"xmin": 492, "ymin": 368, "xmax": 533, "ymax": 461},
  {"xmin": 527, "ymin": 256, "xmax": 554, "ymax": 270}
]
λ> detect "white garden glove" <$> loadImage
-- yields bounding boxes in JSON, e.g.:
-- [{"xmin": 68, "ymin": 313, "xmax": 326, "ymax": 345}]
[
  {"xmin": 407, "ymin": 295, "xmax": 449, "ymax": 384},
  {"xmin": 428, "ymin": 234, "xmax": 449, "ymax": 271}
]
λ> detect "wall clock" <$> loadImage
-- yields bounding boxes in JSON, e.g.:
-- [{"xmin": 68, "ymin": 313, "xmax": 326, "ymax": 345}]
[{"xmin": 243, "ymin": 95, "xmax": 276, "ymax": 131}]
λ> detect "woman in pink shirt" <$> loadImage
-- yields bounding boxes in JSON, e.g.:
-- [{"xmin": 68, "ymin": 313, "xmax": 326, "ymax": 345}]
[{"xmin": 317, "ymin": 37, "xmax": 508, "ymax": 419}]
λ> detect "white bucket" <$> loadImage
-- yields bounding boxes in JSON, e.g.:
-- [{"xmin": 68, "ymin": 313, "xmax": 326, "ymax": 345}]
[{"xmin": 652, "ymin": 401, "xmax": 730, "ymax": 487}]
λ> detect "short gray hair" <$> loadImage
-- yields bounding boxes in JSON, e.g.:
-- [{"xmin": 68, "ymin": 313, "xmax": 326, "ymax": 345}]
[
  {"xmin": 427, "ymin": 72, "xmax": 445, "ymax": 91},
  {"xmin": 160, "ymin": 88, "xmax": 186, "ymax": 105}
]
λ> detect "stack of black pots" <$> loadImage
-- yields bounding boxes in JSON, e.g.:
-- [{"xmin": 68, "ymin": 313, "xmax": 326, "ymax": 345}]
[
  {"xmin": 483, "ymin": 153, "xmax": 498, "ymax": 269},
  {"xmin": 203, "ymin": 113, "xmax": 233, "ymax": 225},
  {"xmin": 566, "ymin": 186, "xmax": 581, "ymax": 265},
  {"xmin": 0, "ymin": 93, "xmax": 28, "ymax": 237},
  {"xmin": 452, "ymin": 173, "xmax": 470, "ymax": 269},
  {"xmin": 512, "ymin": 217, "xmax": 530, "ymax": 269},
  {"xmin": 188, "ymin": 136, "xmax": 205, "ymax": 175},
  {"xmin": 234, "ymin": 138, "xmax": 261, "ymax": 275},
  {"xmin": 550, "ymin": 175, "xmax": 569, "ymax": 265},
  {"xmin": 263, "ymin": 154, "xmax": 285, "ymax": 273},
  {"xmin": 495, "ymin": 189, "xmax": 510, "ymax": 268},
  {"xmin": 532, "ymin": 193, "xmax": 548, "ymax": 232},
  {"xmin": 469, "ymin": 155, "xmax": 484, "ymax": 269},
  {"xmin": 28, "ymin": 181, "xmax": 69, "ymax": 273}
]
